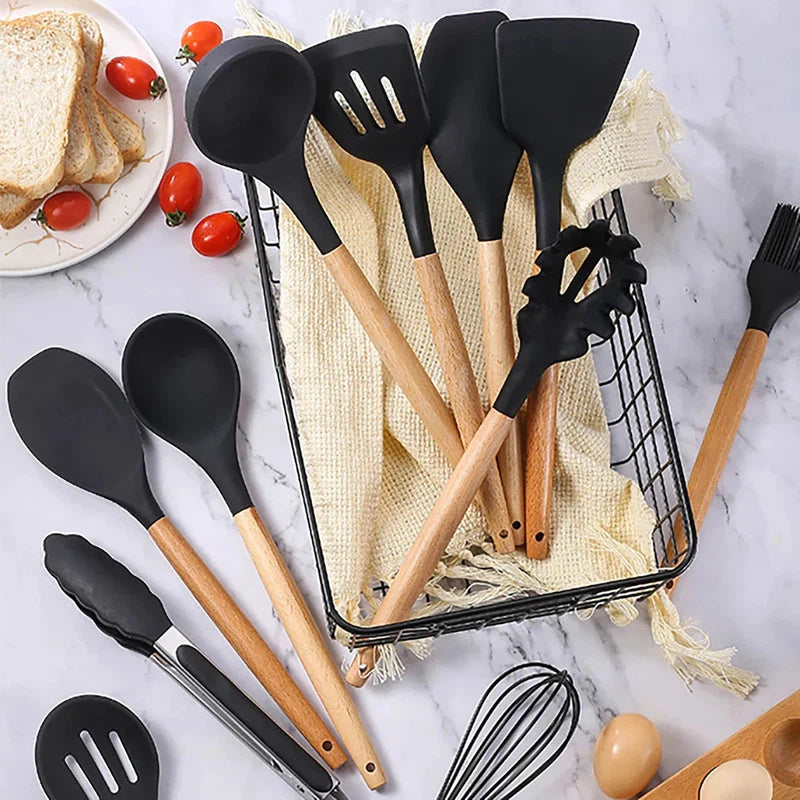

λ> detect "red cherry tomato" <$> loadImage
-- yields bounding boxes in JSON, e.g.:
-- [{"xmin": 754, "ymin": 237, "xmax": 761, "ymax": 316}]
[
  {"xmin": 176, "ymin": 21, "xmax": 223, "ymax": 65},
  {"xmin": 34, "ymin": 191, "xmax": 92, "ymax": 230},
  {"xmin": 106, "ymin": 57, "xmax": 166, "ymax": 100},
  {"xmin": 192, "ymin": 211, "xmax": 246, "ymax": 257},
  {"xmin": 158, "ymin": 162, "xmax": 203, "ymax": 226}
]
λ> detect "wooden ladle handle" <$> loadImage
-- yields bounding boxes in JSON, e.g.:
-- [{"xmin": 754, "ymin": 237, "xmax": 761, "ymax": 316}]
[
  {"xmin": 233, "ymin": 506, "xmax": 386, "ymax": 789},
  {"xmin": 666, "ymin": 328, "xmax": 768, "ymax": 595},
  {"xmin": 346, "ymin": 409, "xmax": 515, "ymax": 687},
  {"xmin": 146, "ymin": 516, "xmax": 346, "ymax": 769},
  {"xmin": 478, "ymin": 239, "xmax": 526, "ymax": 545}
]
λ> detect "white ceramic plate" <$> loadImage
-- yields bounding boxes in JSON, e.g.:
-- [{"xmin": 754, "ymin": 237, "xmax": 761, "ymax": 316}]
[{"xmin": 0, "ymin": 0, "xmax": 173, "ymax": 277}]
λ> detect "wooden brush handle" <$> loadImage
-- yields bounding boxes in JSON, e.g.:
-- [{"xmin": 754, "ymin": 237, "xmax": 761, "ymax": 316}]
[
  {"xmin": 666, "ymin": 328, "xmax": 768, "ymax": 595},
  {"xmin": 478, "ymin": 239, "xmax": 526, "ymax": 545},
  {"xmin": 524, "ymin": 364, "xmax": 559, "ymax": 558},
  {"xmin": 323, "ymin": 244, "xmax": 512, "ymax": 553},
  {"xmin": 414, "ymin": 252, "xmax": 514, "ymax": 553},
  {"xmin": 233, "ymin": 507, "xmax": 385, "ymax": 789},
  {"xmin": 146, "ymin": 516, "xmax": 345, "ymax": 768},
  {"xmin": 346, "ymin": 409, "xmax": 514, "ymax": 687}
]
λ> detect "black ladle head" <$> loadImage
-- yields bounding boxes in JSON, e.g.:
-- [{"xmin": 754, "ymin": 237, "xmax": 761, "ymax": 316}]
[
  {"xmin": 36, "ymin": 695, "xmax": 159, "ymax": 799},
  {"xmin": 420, "ymin": 11, "xmax": 522, "ymax": 242},
  {"xmin": 7, "ymin": 348, "xmax": 162, "ymax": 527},
  {"xmin": 122, "ymin": 313, "xmax": 251, "ymax": 515},
  {"xmin": 185, "ymin": 36, "xmax": 340, "ymax": 254}
]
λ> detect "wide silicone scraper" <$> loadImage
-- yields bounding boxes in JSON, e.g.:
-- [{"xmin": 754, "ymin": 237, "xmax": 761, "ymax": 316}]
[{"xmin": 496, "ymin": 18, "xmax": 639, "ymax": 559}]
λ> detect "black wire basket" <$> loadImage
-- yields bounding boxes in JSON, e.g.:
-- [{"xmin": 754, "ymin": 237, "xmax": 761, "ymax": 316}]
[{"xmin": 243, "ymin": 175, "xmax": 697, "ymax": 650}]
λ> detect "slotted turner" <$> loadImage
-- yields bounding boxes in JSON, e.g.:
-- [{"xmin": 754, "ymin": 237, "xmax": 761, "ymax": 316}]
[
  {"xmin": 421, "ymin": 11, "xmax": 526, "ymax": 545},
  {"xmin": 305, "ymin": 26, "xmax": 515, "ymax": 548},
  {"xmin": 35, "ymin": 695, "xmax": 159, "ymax": 799},
  {"xmin": 497, "ymin": 18, "xmax": 639, "ymax": 559}
]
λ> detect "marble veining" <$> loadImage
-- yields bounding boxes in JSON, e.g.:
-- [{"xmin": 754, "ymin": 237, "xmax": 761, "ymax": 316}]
[{"xmin": 2, "ymin": 1, "xmax": 800, "ymax": 798}]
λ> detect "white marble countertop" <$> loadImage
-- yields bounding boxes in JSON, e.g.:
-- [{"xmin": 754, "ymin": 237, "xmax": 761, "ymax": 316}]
[{"xmin": 2, "ymin": 1, "xmax": 800, "ymax": 798}]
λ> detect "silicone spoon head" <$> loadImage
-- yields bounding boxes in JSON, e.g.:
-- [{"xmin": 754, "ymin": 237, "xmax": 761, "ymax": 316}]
[
  {"xmin": 420, "ymin": 11, "xmax": 522, "ymax": 241},
  {"xmin": 7, "ymin": 348, "xmax": 161, "ymax": 527},
  {"xmin": 122, "ymin": 313, "xmax": 251, "ymax": 515},
  {"xmin": 185, "ymin": 36, "xmax": 340, "ymax": 253}
]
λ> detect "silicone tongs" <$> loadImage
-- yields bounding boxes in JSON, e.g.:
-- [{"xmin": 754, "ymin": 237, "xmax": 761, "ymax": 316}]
[{"xmin": 43, "ymin": 533, "xmax": 348, "ymax": 800}]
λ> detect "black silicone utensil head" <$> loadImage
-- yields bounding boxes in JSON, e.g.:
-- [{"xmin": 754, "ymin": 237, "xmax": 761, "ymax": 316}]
[
  {"xmin": 185, "ymin": 36, "xmax": 340, "ymax": 254},
  {"xmin": 7, "ymin": 349, "xmax": 162, "ymax": 527},
  {"xmin": 495, "ymin": 221, "xmax": 646, "ymax": 417},
  {"xmin": 304, "ymin": 25, "xmax": 435, "ymax": 256},
  {"xmin": 122, "ymin": 313, "xmax": 251, "ymax": 515},
  {"xmin": 420, "ymin": 11, "xmax": 522, "ymax": 242},
  {"xmin": 497, "ymin": 18, "xmax": 639, "ymax": 248},
  {"xmin": 36, "ymin": 695, "xmax": 159, "ymax": 799},
  {"xmin": 747, "ymin": 203, "xmax": 800, "ymax": 333}
]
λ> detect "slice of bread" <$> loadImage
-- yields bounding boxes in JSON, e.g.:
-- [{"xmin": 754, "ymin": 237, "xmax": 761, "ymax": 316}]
[
  {"xmin": 0, "ymin": 24, "xmax": 82, "ymax": 197},
  {"xmin": 10, "ymin": 11, "xmax": 96, "ymax": 184},
  {"xmin": 98, "ymin": 95, "xmax": 145, "ymax": 163},
  {"xmin": 73, "ymin": 13, "xmax": 123, "ymax": 184},
  {"xmin": 0, "ymin": 193, "xmax": 39, "ymax": 230}
]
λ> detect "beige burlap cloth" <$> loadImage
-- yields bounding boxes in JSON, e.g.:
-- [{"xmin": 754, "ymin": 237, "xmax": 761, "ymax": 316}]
[{"xmin": 239, "ymin": 5, "xmax": 757, "ymax": 696}]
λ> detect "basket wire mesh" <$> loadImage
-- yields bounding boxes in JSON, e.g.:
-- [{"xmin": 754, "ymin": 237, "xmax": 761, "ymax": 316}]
[{"xmin": 243, "ymin": 175, "xmax": 696, "ymax": 649}]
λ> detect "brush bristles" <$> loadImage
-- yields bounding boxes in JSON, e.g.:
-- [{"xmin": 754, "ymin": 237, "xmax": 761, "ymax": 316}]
[{"xmin": 755, "ymin": 203, "xmax": 800, "ymax": 271}]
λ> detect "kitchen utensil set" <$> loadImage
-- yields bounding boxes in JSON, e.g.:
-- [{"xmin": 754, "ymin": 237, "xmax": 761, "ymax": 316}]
[
  {"xmin": 347, "ymin": 221, "xmax": 647, "ymax": 685},
  {"xmin": 437, "ymin": 663, "xmax": 580, "ymax": 800},
  {"xmin": 43, "ymin": 533, "xmax": 348, "ymax": 800}
]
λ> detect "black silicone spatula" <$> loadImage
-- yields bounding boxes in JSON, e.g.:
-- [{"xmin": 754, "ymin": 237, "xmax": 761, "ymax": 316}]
[
  {"xmin": 121, "ymin": 313, "xmax": 384, "ymax": 789},
  {"xmin": 497, "ymin": 18, "xmax": 640, "ymax": 560},
  {"xmin": 420, "ymin": 11, "xmax": 526, "ymax": 545},
  {"xmin": 6, "ymin": 349, "xmax": 343, "ymax": 768},
  {"xmin": 185, "ymin": 38, "xmax": 507, "ymax": 557},
  {"xmin": 304, "ymin": 26, "xmax": 515, "ymax": 548},
  {"xmin": 35, "ymin": 695, "xmax": 159, "ymax": 799}
]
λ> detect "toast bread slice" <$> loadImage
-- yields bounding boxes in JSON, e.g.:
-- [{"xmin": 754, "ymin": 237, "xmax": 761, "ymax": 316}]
[{"xmin": 98, "ymin": 95, "xmax": 145, "ymax": 163}]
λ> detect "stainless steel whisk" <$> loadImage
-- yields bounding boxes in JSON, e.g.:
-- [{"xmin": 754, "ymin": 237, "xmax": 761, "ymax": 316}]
[{"xmin": 437, "ymin": 663, "xmax": 580, "ymax": 800}]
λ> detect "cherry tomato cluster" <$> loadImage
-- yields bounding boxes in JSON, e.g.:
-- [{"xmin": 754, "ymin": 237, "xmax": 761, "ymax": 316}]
[{"xmin": 157, "ymin": 162, "xmax": 246, "ymax": 257}]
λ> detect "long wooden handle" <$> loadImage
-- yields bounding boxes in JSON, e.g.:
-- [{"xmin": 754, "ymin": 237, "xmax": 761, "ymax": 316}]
[
  {"xmin": 478, "ymin": 239, "xmax": 526, "ymax": 545},
  {"xmin": 323, "ymin": 244, "xmax": 513, "ymax": 553},
  {"xmin": 346, "ymin": 409, "xmax": 514, "ymax": 687},
  {"xmin": 666, "ymin": 328, "xmax": 768, "ymax": 595},
  {"xmin": 147, "ymin": 516, "xmax": 345, "ymax": 768},
  {"xmin": 414, "ymin": 252, "xmax": 514, "ymax": 552},
  {"xmin": 234, "ymin": 507, "xmax": 385, "ymax": 789},
  {"xmin": 524, "ymin": 364, "xmax": 559, "ymax": 558}
]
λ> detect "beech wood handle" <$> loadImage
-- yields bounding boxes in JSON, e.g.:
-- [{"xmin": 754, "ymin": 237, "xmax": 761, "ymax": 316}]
[
  {"xmin": 323, "ymin": 244, "xmax": 513, "ymax": 553},
  {"xmin": 233, "ymin": 507, "xmax": 385, "ymax": 789},
  {"xmin": 346, "ymin": 409, "xmax": 514, "ymax": 687},
  {"xmin": 524, "ymin": 364, "xmax": 559, "ymax": 558},
  {"xmin": 414, "ymin": 252, "xmax": 514, "ymax": 553},
  {"xmin": 477, "ymin": 240, "xmax": 526, "ymax": 544},
  {"xmin": 146, "ymin": 516, "xmax": 345, "ymax": 768},
  {"xmin": 666, "ymin": 328, "xmax": 768, "ymax": 595}
]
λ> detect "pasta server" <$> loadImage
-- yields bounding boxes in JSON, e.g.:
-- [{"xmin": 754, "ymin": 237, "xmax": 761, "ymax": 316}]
[
  {"xmin": 420, "ymin": 10, "xmax": 526, "ymax": 545},
  {"xmin": 347, "ymin": 221, "xmax": 646, "ymax": 685},
  {"xmin": 497, "ymin": 18, "xmax": 639, "ymax": 558},
  {"xmin": 36, "ymin": 695, "xmax": 159, "ymax": 799},
  {"xmin": 304, "ymin": 26, "xmax": 514, "ymax": 548},
  {"xmin": 6, "ymin": 348, "xmax": 342, "ymax": 767},
  {"xmin": 43, "ymin": 533, "xmax": 348, "ymax": 800}
]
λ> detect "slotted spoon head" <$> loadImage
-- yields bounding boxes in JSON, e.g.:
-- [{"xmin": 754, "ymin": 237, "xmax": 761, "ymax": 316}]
[
  {"xmin": 497, "ymin": 18, "xmax": 639, "ymax": 248},
  {"xmin": 35, "ymin": 696, "xmax": 159, "ymax": 799},
  {"xmin": 185, "ymin": 36, "xmax": 340, "ymax": 254},
  {"xmin": 6, "ymin": 348, "xmax": 162, "ymax": 527},
  {"xmin": 420, "ymin": 11, "xmax": 522, "ymax": 241}
]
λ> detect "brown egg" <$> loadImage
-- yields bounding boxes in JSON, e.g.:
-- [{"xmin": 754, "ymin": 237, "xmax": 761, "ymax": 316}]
[
  {"xmin": 698, "ymin": 759, "xmax": 773, "ymax": 800},
  {"xmin": 593, "ymin": 713, "xmax": 662, "ymax": 799}
]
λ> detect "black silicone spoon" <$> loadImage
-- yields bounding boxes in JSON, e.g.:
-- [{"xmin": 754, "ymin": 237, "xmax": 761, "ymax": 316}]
[
  {"xmin": 185, "ymin": 35, "xmax": 512, "ymax": 553},
  {"xmin": 6, "ymin": 348, "xmax": 343, "ymax": 768},
  {"xmin": 36, "ymin": 696, "xmax": 159, "ymax": 799},
  {"xmin": 121, "ymin": 313, "xmax": 384, "ymax": 790},
  {"xmin": 420, "ymin": 10, "xmax": 526, "ymax": 546},
  {"xmin": 497, "ymin": 18, "xmax": 640, "ymax": 559}
]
